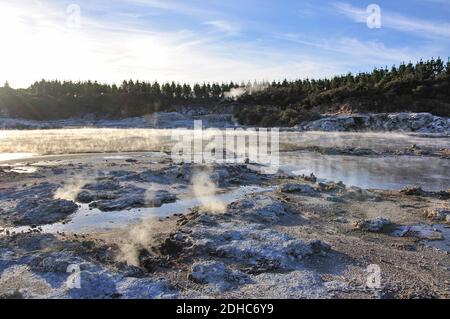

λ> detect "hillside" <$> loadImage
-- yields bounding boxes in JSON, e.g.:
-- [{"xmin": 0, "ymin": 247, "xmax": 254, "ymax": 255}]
[{"xmin": 1, "ymin": 58, "xmax": 449, "ymax": 126}]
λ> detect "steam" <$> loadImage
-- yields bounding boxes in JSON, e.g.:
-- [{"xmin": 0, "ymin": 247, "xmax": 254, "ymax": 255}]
[
  {"xmin": 116, "ymin": 169, "xmax": 227, "ymax": 266},
  {"xmin": 113, "ymin": 184, "xmax": 166, "ymax": 266},
  {"xmin": 0, "ymin": 128, "xmax": 171, "ymax": 155},
  {"xmin": 224, "ymin": 87, "xmax": 246, "ymax": 99},
  {"xmin": 224, "ymin": 82, "xmax": 269, "ymax": 100},
  {"xmin": 54, "ymin": 176, "xmax": 94, "ymax": 201},
  {"xmin": 116, "ymin": 218, "xmax": 160, "ymax": 266},
  {"xmin": 190, "ymin": 170, "xmax": 226, "ymax": 213}
]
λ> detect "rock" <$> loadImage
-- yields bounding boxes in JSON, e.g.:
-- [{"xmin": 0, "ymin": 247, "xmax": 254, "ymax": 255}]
[
  {"xmin": 190, "ymin": 261, "xmax": 250, "ymax": 292},
  {"xmin": 29, "ymin": 253, "xmax": 85, "ymax": 273},
  {"xmin": 299, "ymin": 113, "xmax": 449, "ymax": 134},
  {"xmin": 344, "ymin": 187, "xmax": 381, "ymax": 201},
  {"xmin": 76, "ymin": 178, "xmax": 177, "ymax": 211},
  {"xmin": 393, "ymin": 225, "xmax": 444, "ymax": 241},
  {"xmin": 279, "ymin": 183, "xmax": 316, "ymax": 194},
  {"xmin": 0, "ymin": 233, "xmax": 179, "ymax": 299},
  {"xmin": 115, "ymin": 278, "xmax": 178, "ymax": 299},
  {"xmin": 159, "ymin": 237, "xmax": 186, "ymax": 256},
  {"xmin": 400, "ymin": 186, "xmax": 423, "ymax": 196},
  {"xmin": 0, "ymin": 290, "xmax": 24, "ymax": 299},
  {"xmin": 325, "ymin": 196, "xmax": 346, "ymax": 203},
  {"xmin": 228, "ymin": 195, "xmax": 288, "ymax": 223},
  {"xmin": 426, "ymin": 208, "xmax": 450, "ymax": 222},
  {"xmin": 298, "ymin": 173, "xmax": 317, "ymax": 183},
  {"xmin": 309, "ymin": 240, "xmax": 331, "ymax": 255},
  {"xmin": 12, "ymin": 198, "xmax": 78, "ymax": 226},
  {"xmin": 352, "ymin": 217, "xmax": 392, "ymax": 232},
  {"xmin": 76, "ymin": 190, "xmax": 118, "ymax": 203},
  {"xmin": 182, "ymin": 220, "xmax": 329, "ymax": 271},
  {"xmin": 136, "ymin": 250, "xmax": 170, "ymax": 271},
  {"xmin": 173, "ymin": 164, "xmax": 264, "ymax": 186},
  {"xmin": 317, "ymin": 181, "xmax": 346, "ymax": 192},
  {"xmin": 83, "ymin": 180, "xmax": 121, "ymax": 192},
  {"xmin": 243, "ymin": 270, "xmax": 328, "ymax": 298},
  {"xmin": 334, "ymin": 216, "xmax": 348, "ymax": 223},
  {"xmin": 0, "ymin": 183, "xmax": 57, "ymax": 201},
  {"xmin": 90, "ymin": 189, "xmax": 176, "ymax": 211}
]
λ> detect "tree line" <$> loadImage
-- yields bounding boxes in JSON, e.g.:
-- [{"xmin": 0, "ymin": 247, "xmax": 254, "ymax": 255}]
[
  {"xmin": 236, "ymin": 57, "xmax": 450, "ymax": 126},
  {"xmin": 1, "ymin": 57, "xmax": 449, "ymax": 124},
  {"xmin": 28, "ymin": 79, "xmax": 243, "ymax": 100}
]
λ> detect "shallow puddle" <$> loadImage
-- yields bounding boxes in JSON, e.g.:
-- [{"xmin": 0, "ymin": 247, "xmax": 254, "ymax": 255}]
[
  {"xmin": 392, "ymin": 224, "xmax": 450, "ymax": 252},
  {"xmin": 4, "ymin": 166, "xmax": 38, "ymax": 174},
  {"xmin": 4, "ymin": 185, "xmax": 271, "ymax": 234}
]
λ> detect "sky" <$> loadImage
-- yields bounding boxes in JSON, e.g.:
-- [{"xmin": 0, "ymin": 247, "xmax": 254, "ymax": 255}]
[{"xmin": 0, "ymin": 0, "xmax": 449, "ymax": 88}]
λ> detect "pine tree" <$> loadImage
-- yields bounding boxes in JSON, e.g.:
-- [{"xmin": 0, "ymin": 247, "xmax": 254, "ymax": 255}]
[{"xmin": 445, "ymin": 57, "xmax": 450, "ymax": 75}]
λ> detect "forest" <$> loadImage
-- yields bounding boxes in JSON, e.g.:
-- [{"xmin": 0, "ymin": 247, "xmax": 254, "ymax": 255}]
[{"xmin": 0, "ymin": 58, "xmax": 449, "ymax": 126}]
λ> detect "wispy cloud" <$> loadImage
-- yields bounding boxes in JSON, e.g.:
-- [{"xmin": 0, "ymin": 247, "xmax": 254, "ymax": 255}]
[
  {"xmin": 125, "ymin": 0, "xmax": 217, "ymax": 18},
  {"xmin": 335, "ymin": 2, "xmax": 450, "ymax": 39},
  {"xmin": 277, "ymin": 32, "xmax": 434, "ymax": 65},
  {"xmin": 0, "ymin": 1, "xmax": 345, "ymax": 87},
  {"xmin": 1, "ymin": 0, "xmax": 448, "ymax": 88},
  {"xmin": 203, "ymin": 20, "xmax": 240, "ymax": 36}
]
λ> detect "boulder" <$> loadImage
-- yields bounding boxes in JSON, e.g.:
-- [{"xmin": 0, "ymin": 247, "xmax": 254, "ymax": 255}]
[
  {"xmin": 278, "ymin": 183, "xmax": 316, "ymax": 194},
  {"xmin": 352, "ymin": 217, "xmax": 392, "ymax": 232},
  {"xmin": 190, "ymin": 261, "xmax": 250, "ymax": 292},
  {"xmin": 400, "ymin": 186, "xmax": 424, "ymax": 196},
  {"xmin": 426, "ymin": 208, "xmax": 450, "ymax": 222},
  {"xmin": 228, "ymin": 195, "xmax": 288, "ymax": 223},
  {"xmin": 13, "ymin": 198, "xmax": 78, "ymax": 226}
]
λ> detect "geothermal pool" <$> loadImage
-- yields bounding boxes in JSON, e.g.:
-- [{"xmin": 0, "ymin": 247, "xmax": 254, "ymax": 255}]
[
  {"xmin": 281, "ymin": 151, "xmax": 450, "ymax": 191},
  {"xmin": 1, "ymin": 129, "xmax": 449, "ymax": 192}
]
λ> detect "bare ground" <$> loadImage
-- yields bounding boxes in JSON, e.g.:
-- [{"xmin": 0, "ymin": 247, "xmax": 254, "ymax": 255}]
[{"xmin": 0, "ymin": 153, "xmax": 448, "ymax": 299}]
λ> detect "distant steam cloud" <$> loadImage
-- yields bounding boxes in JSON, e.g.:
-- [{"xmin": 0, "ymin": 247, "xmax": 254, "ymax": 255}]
[{"xmin": 224, "ymin": 82, "xmax": 270, "ymax": 100}]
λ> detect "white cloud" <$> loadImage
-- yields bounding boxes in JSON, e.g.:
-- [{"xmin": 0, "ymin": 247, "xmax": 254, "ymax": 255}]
[
  {"xmin": 0, "ymin": 0, "xmax": 348, "ymax": 88},
  {"xmin": 2, "ymin": 0, "xmax": 443, "ymax": 89},
  {"xmin": 335, "ymin": 2, "xmax": 450, "ymax": 39}
]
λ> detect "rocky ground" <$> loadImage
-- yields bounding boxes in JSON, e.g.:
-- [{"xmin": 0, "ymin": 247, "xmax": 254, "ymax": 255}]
[
  {"xmin": 1, "ymin": 112, "xmax": 449, "ymax": 135},
  {"xmin": 281, "ymin": 143, "xmax": 450, "ymax": 158},
  {"xmin": 297, "ymin": 112, "xmax": 449, "ymax": 134},
  {"xmin": 0, "ymin": 111, "xmax": 237, "ymax": 130},
  {"xmin": 0, "ymin": 152, "xmax": 449, "ymax": 299}
]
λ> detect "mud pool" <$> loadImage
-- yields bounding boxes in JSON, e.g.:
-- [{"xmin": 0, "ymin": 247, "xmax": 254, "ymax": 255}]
[{"xmin": 1, "ymin": 129, "xmax": 449, "ymax": 191}]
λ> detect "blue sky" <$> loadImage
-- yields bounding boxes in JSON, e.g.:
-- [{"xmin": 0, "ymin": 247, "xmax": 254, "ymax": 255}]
[{"xmin": 1, "ymin": 0, "xmax": 449, "ymax": 87}]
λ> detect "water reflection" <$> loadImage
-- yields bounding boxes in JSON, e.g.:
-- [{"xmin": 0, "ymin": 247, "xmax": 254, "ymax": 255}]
[{"xmin": 281, "ymin": 151, "xmax": 449, "ymax": 191}]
